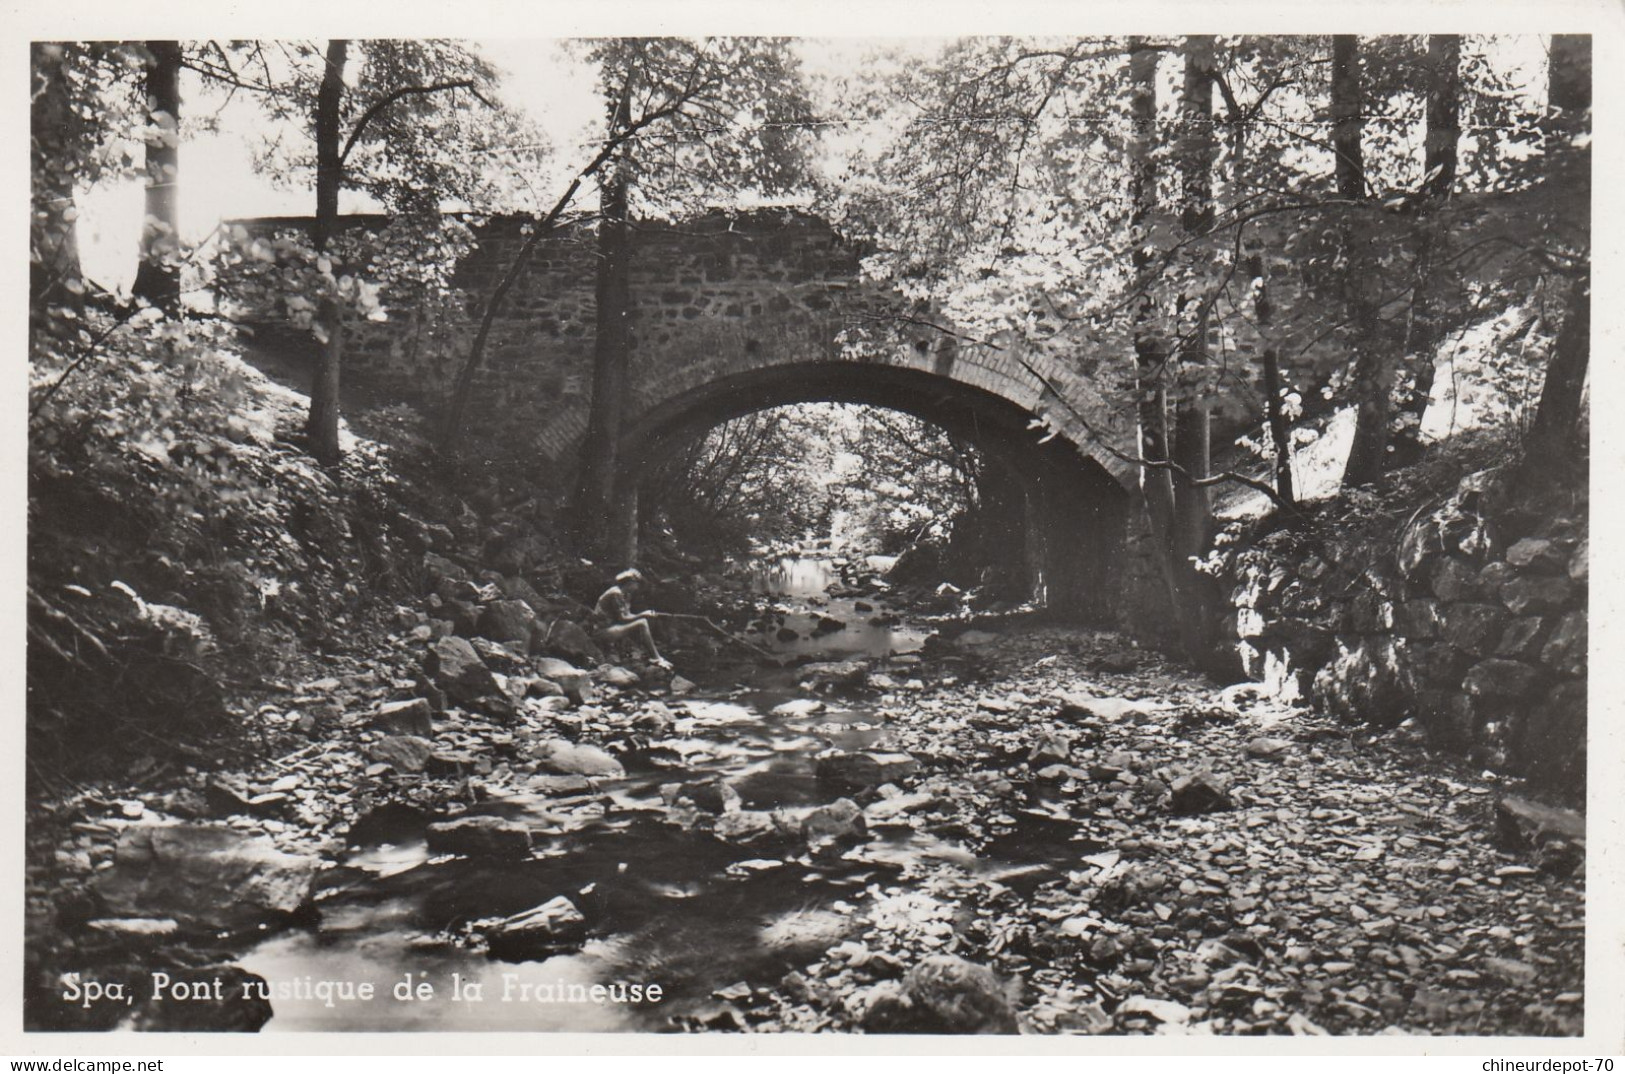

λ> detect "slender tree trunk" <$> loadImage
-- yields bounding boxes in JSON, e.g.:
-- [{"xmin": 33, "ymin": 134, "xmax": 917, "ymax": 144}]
[
  {"xmin": 30, "ymin": 43, "xmax": 84, "ymax": 331},
  {"xmin": 1248, "ymin": 253, "xmax": 1296, "ymax": 503},
  {"xmin": 1331, "ymin": 36, "xmax": 1364, "ymax": 201},
  {"xmin": 574, "ymin": 71, "xmax": 636, "ymax": 560},
  {"xmin": 1127, "ymin": 39, "xmax": 1180, "ymax": 616},
  {"xmin": 1179, "ymin": 36, "xmax": 1216, "ymax": 235},
  {"xmin": 1523, "ymin": 272, "xmax": 1589, "ymax": 472},
  {"xmin": 1131, "ymin": 37, "xmax": 1183, "ymax": 646},
  {"xmin": 305, "ymin": 39, "xmax": 348, "ymax": 466},
  {"xmin": 1169, "ymin": 34, "xmax": 1223, "ymax": 666},
  {"xmin": 1335, "ymin": 34, "xmax": 1396, "ymax": 489},
  {"xmin": 132, "ymin": 41, "xmax": 182, "ymax": 316},
  {"xmin": 1422, "ymin": 35, "xmax": 1461, "ymax": 198},
  {"xmin": 1391, "ymin": 35, "xmax": 1461, "ymax": 466},
  {"xmin": 1522, "ymin": 34, "xmax": 1591, "ymax": 478}
]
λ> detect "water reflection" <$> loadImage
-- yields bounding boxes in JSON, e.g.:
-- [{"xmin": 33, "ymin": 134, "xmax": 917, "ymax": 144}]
[{"xmin": 745, "ymin": 556, "xmax": 931, "ymax": 660}]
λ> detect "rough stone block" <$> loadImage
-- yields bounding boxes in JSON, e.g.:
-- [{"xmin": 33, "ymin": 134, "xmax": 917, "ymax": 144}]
[
  {"xmin": 1394, "ymin": 599, "xmax": 1442, "ymax": 640},
  {"xmin": 1438, "ymin": 603, "xmax": 1505, "ymax": 658},
  {"xmin": 1462, "ymin": 658, "xmax": 1540, "ymax": 701},
  {"xmin": 1496, "ymin": 616, "xmax": 1548, "ymax": 661},
  {"xmin": 1430, "ymin": 558, "xmax": 1481, "ymax": 602},
  {"xmin": 1541, "ymin": 612, "xmax": 1586, "ymax": 677},
  {"xmin": 1501, "ymin": 574, "xmax": 1574, "ymax": 616}
]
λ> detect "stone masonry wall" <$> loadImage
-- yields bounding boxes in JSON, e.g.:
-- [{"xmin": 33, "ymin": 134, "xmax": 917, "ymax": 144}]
[
  {"xmin": 277, "ymin": 210, "xmax": 1138, "ymax": 481},
  {"xmin": 1214, "ymin": 467, "xmax": 1586, "ymax": 800}
]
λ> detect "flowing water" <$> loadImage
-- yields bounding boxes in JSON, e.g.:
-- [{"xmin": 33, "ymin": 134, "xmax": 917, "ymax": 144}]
[{"xmin": 237, "ymin": 558, "xmax": 1074, "ymax": 1031}]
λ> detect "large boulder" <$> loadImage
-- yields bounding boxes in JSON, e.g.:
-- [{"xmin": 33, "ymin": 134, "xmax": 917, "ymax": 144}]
[
  {"xmin": 1430, "ymin": 558, "xmax": 1483, "ymax": 602},
  {"xmin": 96, "ymin": 825, "xmax": 319, "ymax": 934},
  {"xmin": 1506, "ymin": 537, "xmax": 1569, "ymax": 573},
  {"xmin": 1495, "ymin": 795, "xmax": 1584, "ymax": 852},
  {"xmin": 423, "ymin": 636, "xmax": 498, "ymax": 703},
  {"xmin": 1519, "ymin": 680, "xmax": 1587, "ymax": 795},
  {"xmin": 532, "ymin": 620, "xmax": 603, "ymax": 666},
  {"xmin": 711, "ymin": 809, "xmax": 786, "ymax": 847},
  {"xmin": 533, "ymin": 658, "xmax": 596, "ymax": 703},
  {"xmin": 477, "ymin": 600, "xmax": 538, "ymax": 645},
  {"xmin": 422, "ymin": 552, "xmax": 473, "ymax": 598},
  {"xmin": 469, "ymin": 637, "xmax": 529, "ymax": 674}
]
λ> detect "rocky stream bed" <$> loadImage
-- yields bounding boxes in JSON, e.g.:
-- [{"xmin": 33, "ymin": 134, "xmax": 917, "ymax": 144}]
[{"xmin": 24, "ymin": 559, "xmax": 1586, "ymax": 1035}]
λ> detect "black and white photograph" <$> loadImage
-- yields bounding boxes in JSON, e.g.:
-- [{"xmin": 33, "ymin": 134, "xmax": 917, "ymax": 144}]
[{"xmin": 17, "ymin": 4, "xmax": 1612, "ymax": 1051}]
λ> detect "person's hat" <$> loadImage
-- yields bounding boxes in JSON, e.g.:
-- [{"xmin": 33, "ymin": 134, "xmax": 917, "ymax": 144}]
[{"xmin": 615, "ymin": 568, "xmax": 644, "ymax": 584}]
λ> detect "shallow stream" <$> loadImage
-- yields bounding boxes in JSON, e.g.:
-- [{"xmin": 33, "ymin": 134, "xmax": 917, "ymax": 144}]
[{"xmin": 237, "ymin": 558, "xmax": 1072, "ymax": 1031}]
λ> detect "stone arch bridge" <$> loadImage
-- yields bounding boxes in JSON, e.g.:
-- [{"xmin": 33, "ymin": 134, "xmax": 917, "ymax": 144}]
[{"xmin": 242, "ymin": 210, "xmax": 1148, "ymax": 618}]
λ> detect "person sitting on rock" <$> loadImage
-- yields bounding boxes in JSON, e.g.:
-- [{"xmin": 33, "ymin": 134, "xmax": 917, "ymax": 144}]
[{"xmin": 592, "ymin": 568, "xmax": 672, "ymax": 670}]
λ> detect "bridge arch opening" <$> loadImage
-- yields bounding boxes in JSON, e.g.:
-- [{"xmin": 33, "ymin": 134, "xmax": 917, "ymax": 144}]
[{"xmin": 613, "ymin": 363, "xmax": 1130, "ymax": 620}]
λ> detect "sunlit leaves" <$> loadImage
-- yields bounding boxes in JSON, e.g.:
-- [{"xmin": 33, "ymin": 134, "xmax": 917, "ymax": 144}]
[
  {"xmin": 577, "ymin": 37, "xmax": 817, "ymax": 219},
  {"xmin": 834, "ymin": 34, "xmax": 1574, "ymax": 471}
]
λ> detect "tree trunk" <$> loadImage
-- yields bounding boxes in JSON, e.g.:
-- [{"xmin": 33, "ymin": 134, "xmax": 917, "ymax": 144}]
[
  {"xmin": 1521, "ymin": 34, "xmax": 1591, "ymax": 480},
  {"xmin": 305, "ymin": 39, "xmax": 348, "ymax": 466},
  {"xmin": 1522, "ymin": 272, "xmax": 1589, "ymax": 474},
  {"xmin": 1335, "ymin": 34, "xmax": 1396, "ymax": 489},
  {"xmin": 30, "ymin": 43, "xmax": 84, "ymax": 331},
  {"xmin": 1179, "ymin": 35, "xmax": 1216, "ymax": 234},
  {"xmin": 573, "ymin": 72, "xmax": 636, "ymax": 561},
  {"xmin": 132, "ymin": 41, "xmax": 182, "ymax": 316},
  {"xmin": 1127, "ymin": 39, "xmax": 1180, "ymax": 610},
  {"xmin": 1422, "ymin": 35, "xmax": 1461, "ymax": 198},
  {"xmin": 1331, "ymin": 36, "xmax": 1364, "ymax": 200},
  {"xmin": 1248, "ymin": 252, "xmax": 1296, "ymax": 503},
  {"xmin": 1548, "ymin": 34, "xmax": 1591, "ymax": 123},
  {"xmin": 1391, "ymin": 35, "xmax": 1461, "ymax": 466},
  {"xmin": 1168, "ymin": 34, "xmax": 1223, "ymax": 667}
]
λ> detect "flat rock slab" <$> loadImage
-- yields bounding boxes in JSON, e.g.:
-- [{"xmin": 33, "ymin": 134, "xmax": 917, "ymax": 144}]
[
  {"xmin": 798, "ymin": 660, "xmax": 870, "ymax": 688},
  {"xmin": 96, "ymin": 824, "xmax": 319, "ymax": 933},
  {"xmin": 953, "ymin": 630, "xmax": 1002, "ymax": 647},
  {"xmin": 425, "ymin": 816, "xmax": 532, "ymax": 858},
  {"xmin": 815, "ymin": 751, "xmax": 920, "ymax": 791},
  {"xmin": 1057, "ymin": 692, "xmax": 1166, "ymax": 724}
]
